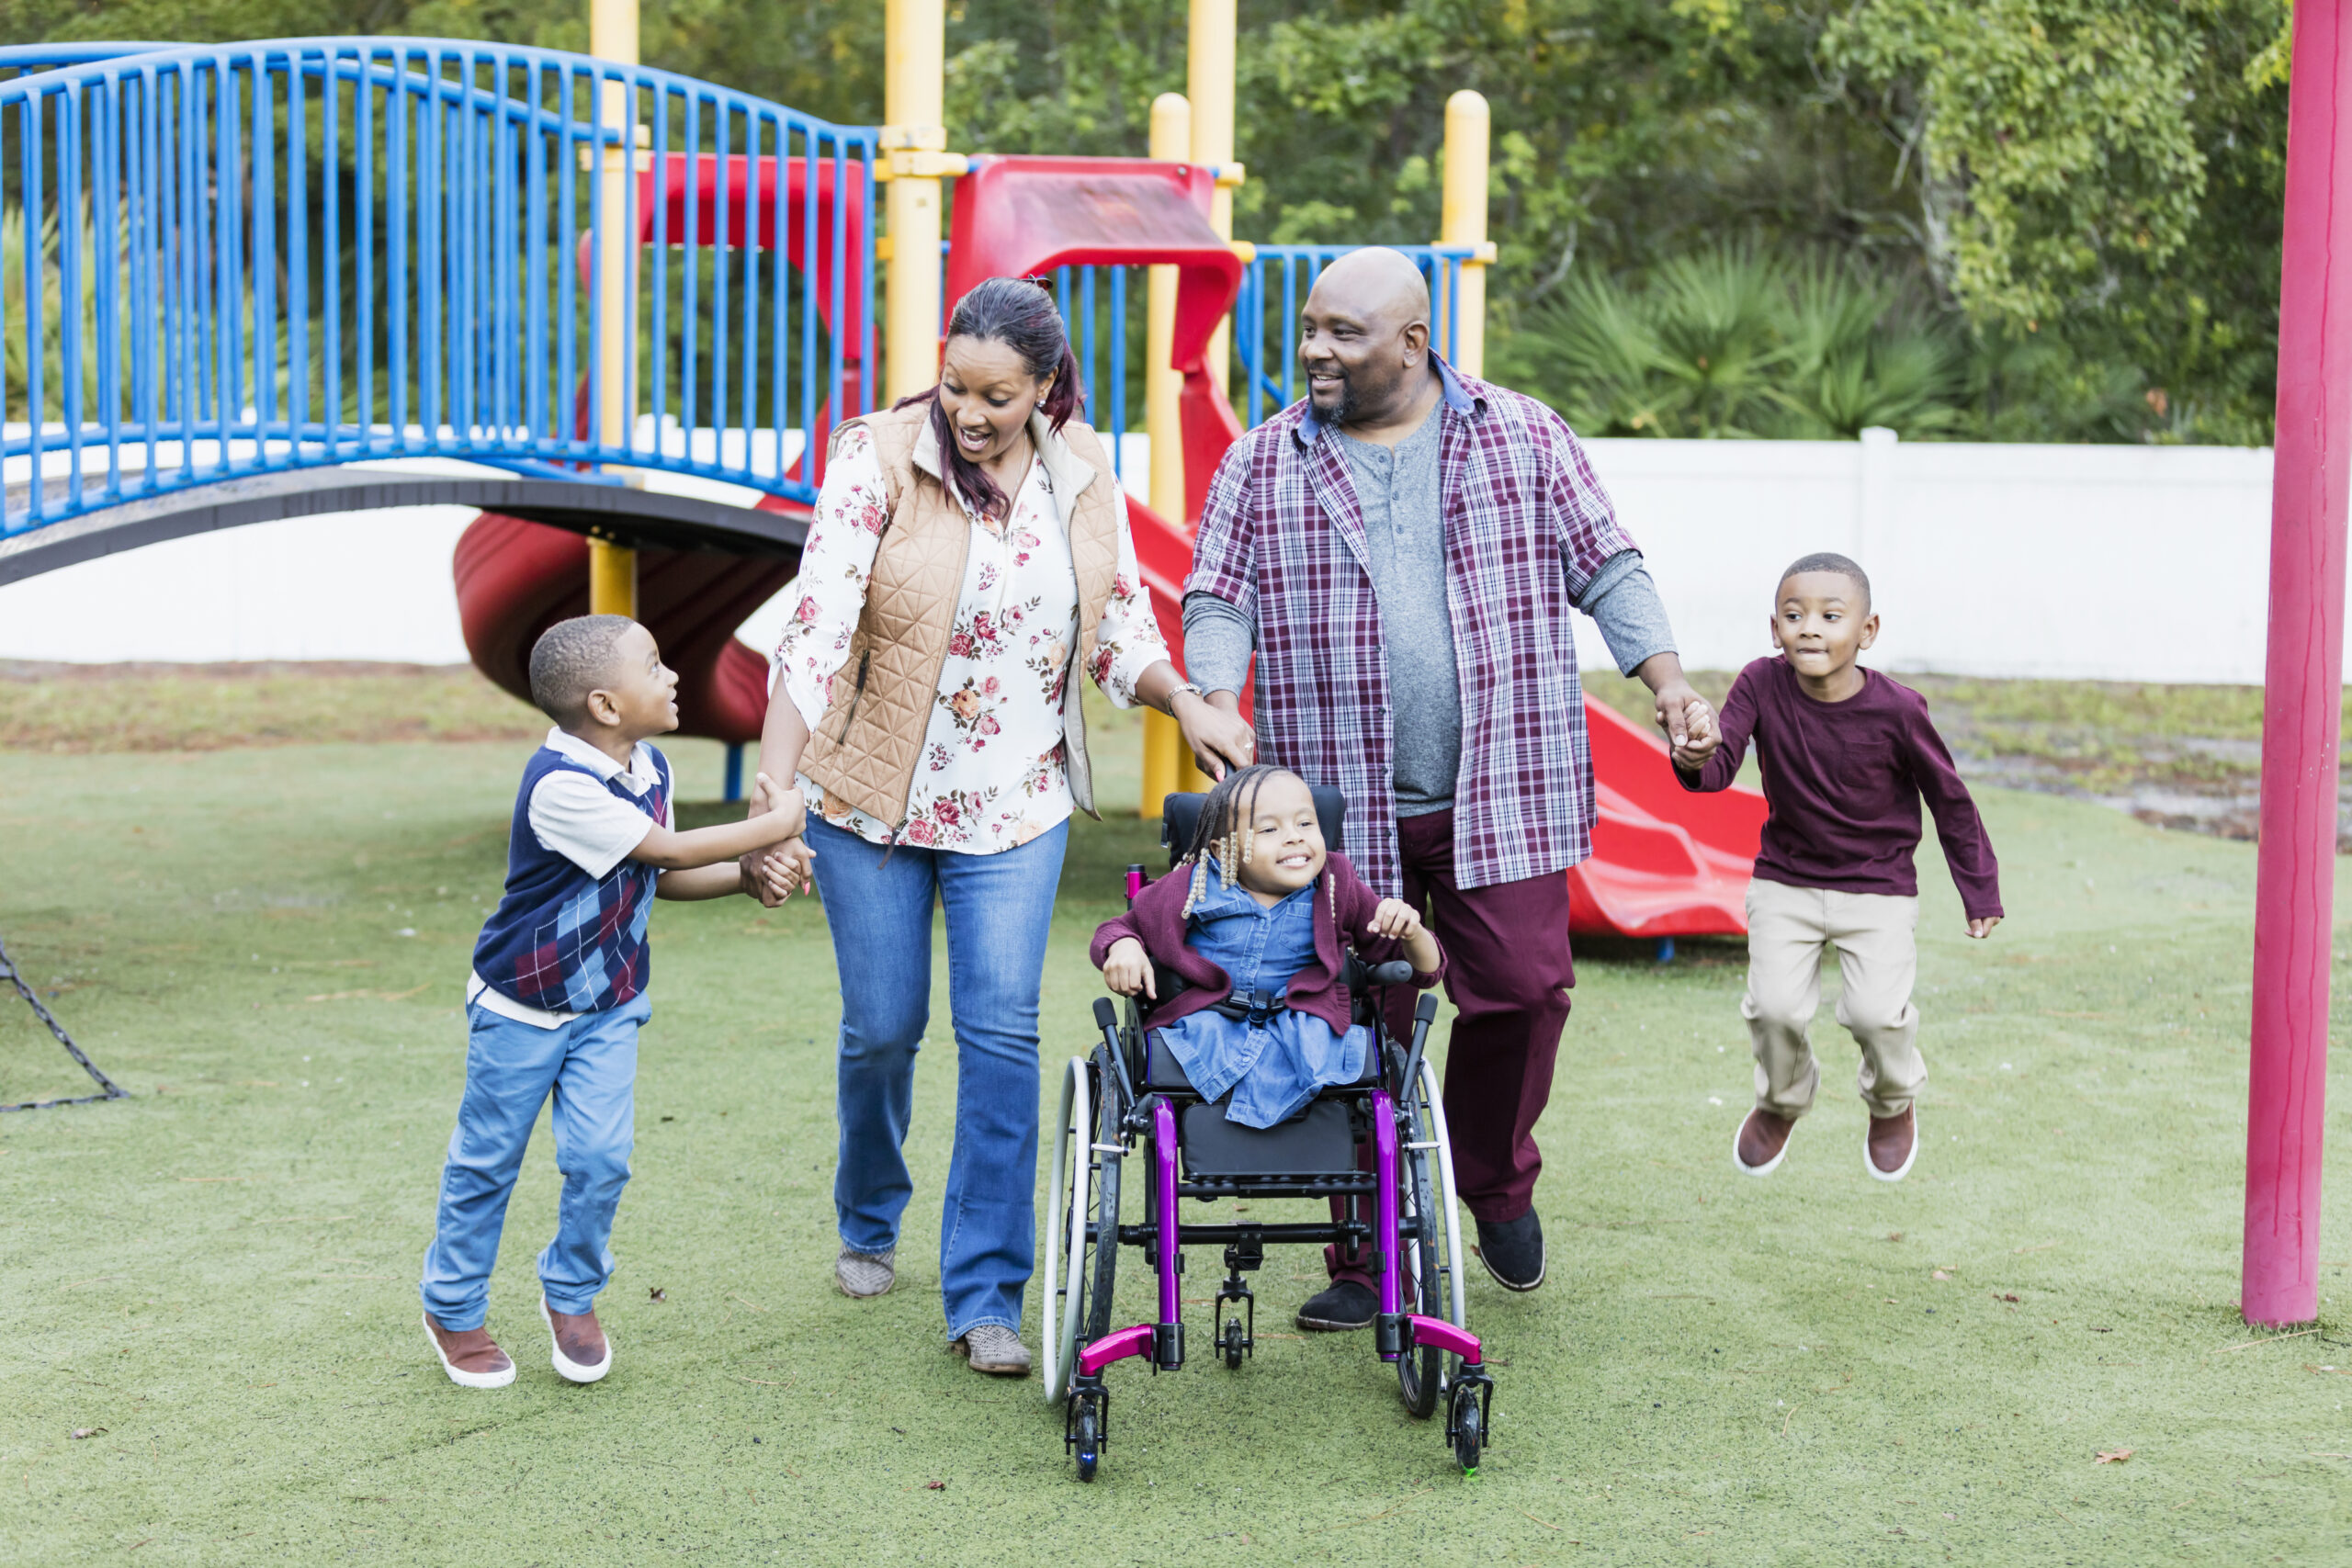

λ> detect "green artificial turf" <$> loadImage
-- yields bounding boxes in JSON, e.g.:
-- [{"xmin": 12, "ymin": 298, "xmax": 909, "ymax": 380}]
[{"xmin": 1, "ymin": 739, "xmax": 2348, "ymax": 1565}]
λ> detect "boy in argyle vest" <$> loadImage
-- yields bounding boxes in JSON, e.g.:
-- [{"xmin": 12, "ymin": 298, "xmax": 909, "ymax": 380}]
[{"xmin": 421, "ymin": 615, "xmax": 806, "ymax": 1388}]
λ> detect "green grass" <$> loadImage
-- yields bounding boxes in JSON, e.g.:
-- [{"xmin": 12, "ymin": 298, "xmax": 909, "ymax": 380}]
[{"xmin": 2, "ymin": 738, "xmax": 2349, "ymax": 1565}]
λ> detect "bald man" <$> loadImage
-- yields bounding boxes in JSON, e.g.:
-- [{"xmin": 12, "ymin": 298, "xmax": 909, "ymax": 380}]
[{"xmin": 1183, "ymin": 247, "xmax": 1719, "ymax": 1330}]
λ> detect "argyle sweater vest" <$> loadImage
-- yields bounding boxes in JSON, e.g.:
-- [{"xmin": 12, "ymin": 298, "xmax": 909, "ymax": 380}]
[{"xmin": 471, "ymin": 746, "xmax": 671, "ymax": 1013}]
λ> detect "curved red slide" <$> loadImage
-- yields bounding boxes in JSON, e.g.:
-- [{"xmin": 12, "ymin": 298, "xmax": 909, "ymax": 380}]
[{"xmin": 453, "ymin": 507, "xmax": 799, "ymax": 745}]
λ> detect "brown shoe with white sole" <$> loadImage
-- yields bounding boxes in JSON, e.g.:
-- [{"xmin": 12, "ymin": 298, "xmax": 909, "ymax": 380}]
[
  {"xmin": 424, "ymin": 1313, "xmax": 515, "ymax": 1389},
  {"xmin": 1734, "ymin": 1108, "xmax": 1796, "ymax": 1176},
  {"xmin": 1866, "ymin": 1107, "xmax": 1918, "ymax": 1181},
  {"xmin": 541, "ymin": 1300, "xmax": 613, "ymax": 1383}
]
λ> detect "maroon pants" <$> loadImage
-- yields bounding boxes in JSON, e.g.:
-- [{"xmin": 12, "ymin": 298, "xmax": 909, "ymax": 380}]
[{"xmin": 1328, "ymin": 807, "xmax": 1576, "ymax": 1287}]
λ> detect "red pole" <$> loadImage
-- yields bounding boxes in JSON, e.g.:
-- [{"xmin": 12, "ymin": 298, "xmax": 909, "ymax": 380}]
[{"xmin": 2245, "ymin": 0, "xmax": 2352, "ymax": 1328}]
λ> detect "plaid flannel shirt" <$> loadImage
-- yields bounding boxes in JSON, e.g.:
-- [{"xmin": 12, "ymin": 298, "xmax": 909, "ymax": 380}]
[{"xmin": 1185, "ymin": 357, "xmax": 1635, "ymax": 897}]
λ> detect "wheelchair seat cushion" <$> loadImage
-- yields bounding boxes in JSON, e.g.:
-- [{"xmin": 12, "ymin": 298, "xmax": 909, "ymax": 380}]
[{"xmin": 1180, "ymin": 1098, "xmax": 1357, "ymax": 1178}]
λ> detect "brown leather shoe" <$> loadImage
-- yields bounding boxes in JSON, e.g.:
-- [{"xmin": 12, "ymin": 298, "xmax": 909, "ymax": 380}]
[
  {"xmin": 1867, "ymin": 1107, "xmax": 1918, "ymax": 1181},
  {"xmin": 541, "ymin": 1300, "xmax": 612, "ymax": 1383},
  {"xmin": 424, "ymin": 1313, "xmax": 515, "ymax": 1389},
  {"xmin": 1734, "ymin": 1108, "xmax": 1796, "ymax": 1176}
]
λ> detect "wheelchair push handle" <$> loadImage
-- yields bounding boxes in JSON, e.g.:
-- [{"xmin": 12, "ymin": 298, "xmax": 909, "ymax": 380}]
[
  {"xmin": 1396, "ymin": 992, "xmax": 1441, "ymax": 1104},
  {"xmin": 1091, "ymin": 997, "xmax": 1138, "ymax": 1112}
]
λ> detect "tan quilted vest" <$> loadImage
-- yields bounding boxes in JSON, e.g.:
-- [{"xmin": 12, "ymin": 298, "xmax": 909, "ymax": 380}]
[{"xmin": 800, "ymin": 401, "xmax": 1127, "ymax": 831}]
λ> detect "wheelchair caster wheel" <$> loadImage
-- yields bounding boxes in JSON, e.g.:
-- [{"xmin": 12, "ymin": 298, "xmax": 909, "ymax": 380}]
[
  {"xmin": 1073, "ymin": 1395, "xmax": 1102, "ymax": 1483},
  {"xmin": 1221, "ymin": 1319, "xmax": 1245, "ymax": 1371},
  {"xmin": 1450, "ymin": 1386, "xmax": 1484, "ymax": 1475}
]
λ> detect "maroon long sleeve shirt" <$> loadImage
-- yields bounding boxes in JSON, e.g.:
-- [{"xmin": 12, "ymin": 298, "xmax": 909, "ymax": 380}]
[{"xmin": 1675, "ymin": 657, "xmax": 2003, "ymax": 919}]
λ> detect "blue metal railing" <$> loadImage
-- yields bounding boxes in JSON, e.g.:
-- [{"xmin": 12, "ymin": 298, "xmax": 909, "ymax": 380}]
[{"xmin": 0, "ymin": 39, "xmax": 875, "ymax": 540}]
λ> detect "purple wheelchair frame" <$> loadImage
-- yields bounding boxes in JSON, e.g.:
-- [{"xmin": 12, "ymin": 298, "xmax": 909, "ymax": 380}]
[
  {"xmin": 1073, "ymin": 1093, "xmax": 1484, "ymax": 1380},
  {"xmin": 1062, "ymin": 925, "xmax": 1497, "ymax": 1478}
]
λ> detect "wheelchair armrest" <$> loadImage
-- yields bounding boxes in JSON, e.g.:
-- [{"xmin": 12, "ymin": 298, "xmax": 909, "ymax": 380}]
[
  {"xmin": 1342, "ymin": 954, "xmax": 1417, "ymax": 988},
  {"xmin": 1154, "ymin": 964, "xmax": 1192, "ymax": 1001}
]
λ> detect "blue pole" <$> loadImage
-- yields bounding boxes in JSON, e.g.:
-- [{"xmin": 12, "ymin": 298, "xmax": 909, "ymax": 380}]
[{"xmin": 723, "ymin": 742, "xmax": 745, "ymax": 802}]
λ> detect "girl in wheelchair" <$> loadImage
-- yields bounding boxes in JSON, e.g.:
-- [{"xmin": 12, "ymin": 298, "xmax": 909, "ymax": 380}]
[{"xmin": 1091, "ymin": 765, "xmax": 1442, "ymax": 1126}]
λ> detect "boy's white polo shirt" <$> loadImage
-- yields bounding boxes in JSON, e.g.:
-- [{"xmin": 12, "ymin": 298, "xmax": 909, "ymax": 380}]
[{"xmin": 467, "ymin": 728, "xmax": 676, "ymax": 1030}]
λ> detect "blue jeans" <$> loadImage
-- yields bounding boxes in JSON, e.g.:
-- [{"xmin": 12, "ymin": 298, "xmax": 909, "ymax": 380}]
[
  {"xmin": 419, "ymin": 995, "xmax": 646, "ymax": 1329},
  {"xmin": 808, "ymin": 815, "xmax": 1068, "ymax": 1340}
]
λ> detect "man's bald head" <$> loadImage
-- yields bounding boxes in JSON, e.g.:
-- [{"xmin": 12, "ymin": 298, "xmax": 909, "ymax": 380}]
[
  {"xmin": 1305, "ymin": 246, "xmax": 1432, "ymax": 335},
  {"xmin": 1297, "ymin": 247, "xmax": 1441, "ymax": 433}
]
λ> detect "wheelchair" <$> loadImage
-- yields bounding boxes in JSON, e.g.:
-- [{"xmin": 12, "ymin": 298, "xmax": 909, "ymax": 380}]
[{"xmin": 1042, "ymin": 787, "xmax": 1495, "ymax": 1481}]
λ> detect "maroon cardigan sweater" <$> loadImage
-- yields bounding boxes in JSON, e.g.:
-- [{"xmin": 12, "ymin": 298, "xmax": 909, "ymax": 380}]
[{"xmin": 1088, "ymin": 850, "xmax": 1444, "ymax": 1038}]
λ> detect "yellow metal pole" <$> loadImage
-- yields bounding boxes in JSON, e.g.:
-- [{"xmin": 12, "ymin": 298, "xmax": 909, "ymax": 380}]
[
  {"xmin": 883, "ymin": 0, "xmax": 947, "ymax": 402},
  {"xmin": 1142, "ymin": 95, "xmax": 1210, "ymax": 814},
  {"xmin": 1437, "ymin": 89, "xmax": 1492, "ymax": 378},
  {"xmin": 590, "ymin": 0, "xmax": 639, "ymax": 616},
  {"xmin": 1187, "ymin": 0, "xmax": 1237, "ymax": 402}
]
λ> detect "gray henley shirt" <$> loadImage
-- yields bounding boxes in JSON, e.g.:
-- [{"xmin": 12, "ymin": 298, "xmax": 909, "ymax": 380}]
[{"xmin": 1182, "ymin": 408, "xmax": 1677, "ymax": 813}]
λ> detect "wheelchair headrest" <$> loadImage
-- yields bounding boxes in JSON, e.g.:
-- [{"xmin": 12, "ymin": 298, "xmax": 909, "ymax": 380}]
[{"xmin": 1159, "ymin": 784, "xmax": 1348, "ymax": 867}]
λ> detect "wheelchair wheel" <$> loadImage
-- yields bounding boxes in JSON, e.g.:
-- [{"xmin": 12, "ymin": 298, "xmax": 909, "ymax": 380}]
[
  {"xmin": 1075, "ymin": 1056, "xmax": 1122, "ymax": 1348},
  {"xmin": 1450, "ymin": 1382, "xmax": 1484, "ymax": 1474},
  {"xmin": 1072, "ymin": 1392, "xmax": 1103, "ymax": 1482},
  {"xmin": 1396, "ymin": 1096, "xmax": 1447, "ymax": 1418},
  {"xmin": 1044, "ymin": 1057, "xmax": 1091, "ymax": 1403},
  {"xmin": 1048, "ymin": 1051, "xmax": 1125, "ymax": 1405}
]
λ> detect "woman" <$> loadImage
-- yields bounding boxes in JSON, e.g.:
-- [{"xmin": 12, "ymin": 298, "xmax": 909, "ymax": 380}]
[{"xmin": 753, "ymin": 276, "xmax": 1255, "ymax": 1376}]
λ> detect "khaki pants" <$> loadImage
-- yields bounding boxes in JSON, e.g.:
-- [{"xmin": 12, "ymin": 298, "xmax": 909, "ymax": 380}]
[{"xmin": 1742, "ymin": 879, "xmax": 1924, "ymax": 1120}]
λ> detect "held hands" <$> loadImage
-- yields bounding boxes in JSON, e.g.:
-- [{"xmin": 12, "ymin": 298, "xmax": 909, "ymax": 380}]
[
  {"xmin": 1966, "ymin": 916, "xmax": 2002, "ymax": 940},
  {"xmin": 742, "ymin": 772, "xmax": 816, "ymax": 906},
  {"xmin": 1654, "ymin": 684, "xmax": 1720, "ymax": 771},
  {"xmin": 1102, "ymin": 936, "xmax": 1157, "ymax": 1000}
]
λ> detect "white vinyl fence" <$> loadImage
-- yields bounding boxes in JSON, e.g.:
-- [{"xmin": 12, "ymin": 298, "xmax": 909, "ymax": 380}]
[{"xmin": 0, "ymin": 430, "xmax": 2288, "ymax": 683}]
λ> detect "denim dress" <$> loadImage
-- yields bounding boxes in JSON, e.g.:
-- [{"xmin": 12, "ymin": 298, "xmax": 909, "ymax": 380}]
[{"xmin": 1152, "ymin": 860, "xmax": 1371, "ymax": 1128}]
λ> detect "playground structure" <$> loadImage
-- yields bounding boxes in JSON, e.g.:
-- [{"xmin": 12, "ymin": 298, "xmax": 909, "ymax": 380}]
[
  {"xmin": 0, "ymin": 24, "xmax": 1763, "ymax": 944},
  {"xmin": 0, "ymin": 3, "xmax": 2330, "ymax": 1332}
]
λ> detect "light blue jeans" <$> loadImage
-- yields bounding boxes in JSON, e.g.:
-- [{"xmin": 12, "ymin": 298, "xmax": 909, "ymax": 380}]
[
  {"xmin": 808, "ymin": 815, "xmax": 1068, "ymax": 1341},
  {"xmin": 419, "ymin": 994, "xmax": 646, "ymax": 1330}
]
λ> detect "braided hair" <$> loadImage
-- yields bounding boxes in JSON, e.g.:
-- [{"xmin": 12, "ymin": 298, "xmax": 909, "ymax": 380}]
[{"xmin": 1176, "ymin": 764, "xmax": 1295, "ymax": 919}]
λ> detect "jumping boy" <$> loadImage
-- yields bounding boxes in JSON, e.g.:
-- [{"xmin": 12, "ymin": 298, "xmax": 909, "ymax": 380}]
[
  {"xmin": 421, "ymin": 615, "xmax": 806, "ymax": 1388},
  {"xmin": 1676, "ymin": 553, "xmax": 2001, "ymax": 1183}
]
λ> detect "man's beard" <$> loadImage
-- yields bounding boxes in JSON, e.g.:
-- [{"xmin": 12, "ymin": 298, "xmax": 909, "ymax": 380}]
[{"xmin": 1333, "ymin": 376, "xmax": 1363, "ymax": 425}]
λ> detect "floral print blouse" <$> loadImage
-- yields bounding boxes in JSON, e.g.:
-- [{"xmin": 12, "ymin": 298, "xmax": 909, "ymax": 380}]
[{"xmin": 774, "ymin": 424, "xmax": 1170, "ymax": 853}]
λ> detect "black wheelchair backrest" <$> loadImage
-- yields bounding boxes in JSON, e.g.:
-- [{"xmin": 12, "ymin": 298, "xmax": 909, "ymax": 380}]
[{"xmin": 1159, "ymin": 784, "xmax": 1348, "ymax": 868}]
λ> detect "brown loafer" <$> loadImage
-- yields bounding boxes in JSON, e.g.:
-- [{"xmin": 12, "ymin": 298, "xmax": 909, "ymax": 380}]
[
  {"xmin": 1735, "ymin": 1108, "xmax": 1796, "ymax": 1176},
  {"xmin": 953, "ymin": 1324, "xmax": 1032, "ymax": 1377},
  {"xmin": 424, "ymin": 1313, "xmax": 515, "ymax": 1389},
  {"xmin": 1867, "ymin": 1107, "xmax": 1918, "ymax": 1181},
  {"xmin": 541, "ymin": 1300, "xmax": 612, "ymax": 1383}
]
